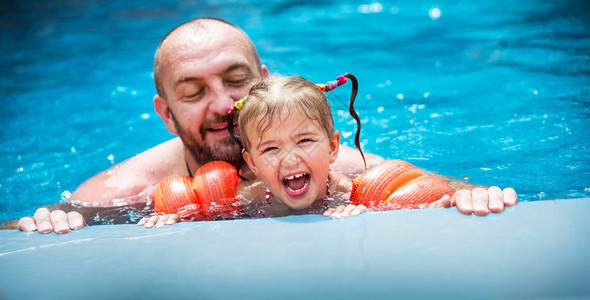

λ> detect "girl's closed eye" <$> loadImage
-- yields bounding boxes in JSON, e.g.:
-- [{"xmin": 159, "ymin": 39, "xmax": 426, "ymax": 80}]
[
  {"xmin": 261, "ymin": 146, "xmax": 279, "ymax": 154},
  {"xmin": 298, "ymin": 138, "xmax": 315, "ymax": 145}
]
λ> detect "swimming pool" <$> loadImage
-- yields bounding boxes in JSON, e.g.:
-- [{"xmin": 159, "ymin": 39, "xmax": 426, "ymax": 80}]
[{"xmin": 1, "ymin": 0, "xmax": 589, "ymax": 222}]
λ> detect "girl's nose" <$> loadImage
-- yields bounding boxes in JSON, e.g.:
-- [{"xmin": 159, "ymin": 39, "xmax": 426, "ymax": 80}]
[{"xmin": 281, "ymin": 149, "xmax": 303, "ymax": 169}]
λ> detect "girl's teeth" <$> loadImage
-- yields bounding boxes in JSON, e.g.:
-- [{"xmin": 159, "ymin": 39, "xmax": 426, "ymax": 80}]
[{"xmin": 285, "ymin": 173, "xmax": 305, "ymax": 180}]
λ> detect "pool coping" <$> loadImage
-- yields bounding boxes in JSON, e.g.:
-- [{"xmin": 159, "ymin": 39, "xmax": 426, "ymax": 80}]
[{"xmin": 1, "ymin": 198, "xmax": 589, "ymax": 299}]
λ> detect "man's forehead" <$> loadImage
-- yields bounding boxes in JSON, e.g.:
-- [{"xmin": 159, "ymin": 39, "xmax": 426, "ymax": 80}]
[
  {"xmin": 164, "ymin": 21, "xmax": 241, "ymax": 49},
  {"xmin": 161, "ymin": 30, "xmax": 254, "ymax": 78}
]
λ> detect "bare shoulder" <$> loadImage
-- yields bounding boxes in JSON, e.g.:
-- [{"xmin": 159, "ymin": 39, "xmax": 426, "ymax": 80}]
[
  {"xmin": 129, "ymin": 137, "xmax": 187, "ymax": 181},
  {"xmin": 69, "ymin": 138, "xmax": 187, "ymax": 205}
]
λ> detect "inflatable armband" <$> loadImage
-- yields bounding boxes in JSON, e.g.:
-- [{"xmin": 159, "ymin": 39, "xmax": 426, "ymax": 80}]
[
  {"xmin": 154, "ymin": 174, "xmax": 198, "ymax": 214},
  {"xmin": 350, "ymin": 159, "xmax": 454, "ymax": 209},
  {"xmin": 193, "ymin": 161, "xmax": 242, "ymax": 219},
  {"xmin": 153, "ymin": 161, "xmax": 242, "ymax": 220}
]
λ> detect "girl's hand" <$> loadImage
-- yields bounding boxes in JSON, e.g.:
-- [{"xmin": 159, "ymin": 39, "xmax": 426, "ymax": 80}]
[
  {"xmin": 137, "ymin": 214, "xmax": 180, "ymax": 228},
  {"xmin": 323, "ymin": 204, "xmax": 368, "ymax": 219}
]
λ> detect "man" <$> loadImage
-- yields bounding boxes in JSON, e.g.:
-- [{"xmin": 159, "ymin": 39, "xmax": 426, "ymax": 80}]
[{"xmin": 16, "ymin": 18, "xmax": 517, "ymax": 234}]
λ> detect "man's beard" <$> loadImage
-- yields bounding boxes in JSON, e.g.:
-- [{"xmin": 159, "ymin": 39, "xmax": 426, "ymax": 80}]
[{"xmin": 172, "ymin": 114, "xmax": 242, "ymax": 168}]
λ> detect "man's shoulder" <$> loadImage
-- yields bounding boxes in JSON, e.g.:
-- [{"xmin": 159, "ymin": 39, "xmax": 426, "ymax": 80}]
[
  {"xmin": 139, "ymin": 137, "xmax": 184, "ymax": 157},
  {"xmin": 125, "ymin": 137, "xmax": 187, "ymax": 180},
  {"xmin": 69, "ymin": 138, "xmax": 187, "ymax": 204}
]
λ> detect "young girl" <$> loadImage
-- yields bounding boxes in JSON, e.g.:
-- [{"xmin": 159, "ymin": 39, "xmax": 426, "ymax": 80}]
[
  {"xmin": 139, "ymin": 74, "xmax": 367, "ymax": 227},
  {"xmin": 230, "ymin": 75, "xmax": 367, "ymax": 218}
]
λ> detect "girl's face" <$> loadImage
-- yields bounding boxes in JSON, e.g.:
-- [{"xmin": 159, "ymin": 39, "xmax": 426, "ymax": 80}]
[{"xmin": 243, "ymin": 111, "xmax": 340, "ymax": 210}]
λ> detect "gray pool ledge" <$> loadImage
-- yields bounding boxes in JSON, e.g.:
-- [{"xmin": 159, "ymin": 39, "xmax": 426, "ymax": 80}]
[{"xmin": 1, "ymin": 198, "xmax": 589, "ymax": 299}]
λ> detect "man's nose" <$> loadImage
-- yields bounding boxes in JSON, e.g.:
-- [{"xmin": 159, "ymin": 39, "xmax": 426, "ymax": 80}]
[{"xmin": 208, "ymin": 83, "xmax": 238, "ymax": 115}]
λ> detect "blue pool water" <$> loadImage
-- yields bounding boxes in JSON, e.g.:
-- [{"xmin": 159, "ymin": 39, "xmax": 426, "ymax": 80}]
[{"xmin": 1, "ymin": 0, "xmax": 589, "ymax": 222}]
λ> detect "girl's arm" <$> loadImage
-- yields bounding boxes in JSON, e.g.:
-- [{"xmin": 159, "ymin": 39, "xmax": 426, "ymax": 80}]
[
  {"xmin": 324, "ymin": 171, "xmax": 368, "ymax": 219},
  {"xmin": 330, "ymin": 171, "xmax": 353, "ymax": 194}
]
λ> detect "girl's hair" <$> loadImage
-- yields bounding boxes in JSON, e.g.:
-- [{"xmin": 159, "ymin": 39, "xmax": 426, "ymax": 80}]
[
  {"xmin": 238, "ymin": 76, "xmax": 334, "ymax": 151},
  {"xmin": 227, "ymin": 73, "xmax": 365, "ymax": 178}
]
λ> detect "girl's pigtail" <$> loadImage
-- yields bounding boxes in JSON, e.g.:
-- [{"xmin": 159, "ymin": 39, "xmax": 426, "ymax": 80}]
[
  {"xmin": 318, "ymin": 73, "xmax": 366, "ymax": 171},
  {"xmin": 344, "ymin": 73, "xmax": 366, "ymax": 171}
]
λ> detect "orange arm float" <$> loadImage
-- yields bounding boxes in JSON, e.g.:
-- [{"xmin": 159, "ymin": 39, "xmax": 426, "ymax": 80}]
[
  {"xmin": 193, "ymin": 161, "xmax": 242, "ymax": 219},
  {"xmin": 153, "ymin": 161, "xmax": 241, "ymax": 220},
  {"xmin": 153, "ymin": 174, "xmax": 198, "ymax": 214},
  {"xmin": 350, "ymin": 160, "xmax": 454, "ymax": 209}
]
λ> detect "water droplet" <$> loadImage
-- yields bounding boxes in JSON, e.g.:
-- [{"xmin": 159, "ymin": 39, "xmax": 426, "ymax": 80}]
[
  {"xmin": 370, "ymin": 3, "xmax": 383, "ymax": 13},
  {"xmin": 61, "ymin": 190, "xmax": 72, "ymax": 202},
  {"xmin": 429, "ymin": 7, "xmax": 441, "ymax": 20}
]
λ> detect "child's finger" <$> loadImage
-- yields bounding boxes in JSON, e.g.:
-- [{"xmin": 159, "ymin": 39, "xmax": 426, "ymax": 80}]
[
  {"xmin": 155, "ymin": 215, "xmax": 169, "ymax": 228},
  {"xmin": 137, "ymin": 218, "xmax": 148, "ymax": 226},
  {"xmin": 341, "ymin": 204, "xmax": 357, "ymax": 217},
  {"xmin": 144, "ymin": 215, "xmax": 159, "ymax": 228},
  {"xmin": 330, "ymin": 205, "xmax": 347, "ymax": 218},
  {"xmin": 333, "ymin": 205, "xmax": 346, "ymax": 214},
  {"xmin": 350, "ymin": 205, "xmax": 367, "ymax": 216},
  {"xmin": 166, "ymin": 214, "xmax": 180, "ymax": 224},
  {"xmin": 428, "ymin": 195, "xmax": 451, "ymax": 208},
  {"xmin": 323, "ymin": 208, "xmax": 335, "ymax": 216}
]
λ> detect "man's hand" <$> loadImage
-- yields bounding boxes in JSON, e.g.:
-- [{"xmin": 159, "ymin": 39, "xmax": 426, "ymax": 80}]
[
  {"xmin": 430, "ymin": 187, "xmax": 517, "ymax": 215},
  {"xmin": 17, "ymin": 208, "xmax": 86, "ymax": 234},
  {"xmin": 452, "ymin": 187, "xmax": 518, "ymax": 215}
]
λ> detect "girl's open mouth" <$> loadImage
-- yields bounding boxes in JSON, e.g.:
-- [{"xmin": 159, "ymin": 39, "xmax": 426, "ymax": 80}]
[{"xmin": 282, "ymin": 173, "xmax": 310, "ymax": 198}]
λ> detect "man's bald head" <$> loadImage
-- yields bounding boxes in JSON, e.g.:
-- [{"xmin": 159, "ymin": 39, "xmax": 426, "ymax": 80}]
[{"xmin": 153, "ymin": 18, "xmax": 262, "ymax": 99}]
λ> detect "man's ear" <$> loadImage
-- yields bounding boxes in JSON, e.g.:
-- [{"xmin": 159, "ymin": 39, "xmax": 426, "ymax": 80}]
[
  {"xmin": 154, "ymin": 94, "xmax": 178, "ymax": 135},
  {"xmin": 260, "ymin": 64, "xmax": 269, "ymax": 79},
  {"xmin": 242, "ymin": 149, "xmax": 259, "ymax": 177},
  {"xmin": 328, "ymin": 130, "xmax": 341, "ymax": 164}
]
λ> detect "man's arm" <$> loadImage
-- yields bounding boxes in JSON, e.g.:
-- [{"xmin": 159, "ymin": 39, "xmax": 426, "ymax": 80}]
[
  {"xmin": 334, "ymin": 147, "xmax": 518, "ymax": 215},
  {"xmin": 16, "ymin": 138, "xmax": 188, "ymax": 233},
  {"xmin": 69, "ymin": 138, "xmax": 187, "ymax": 206}
]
